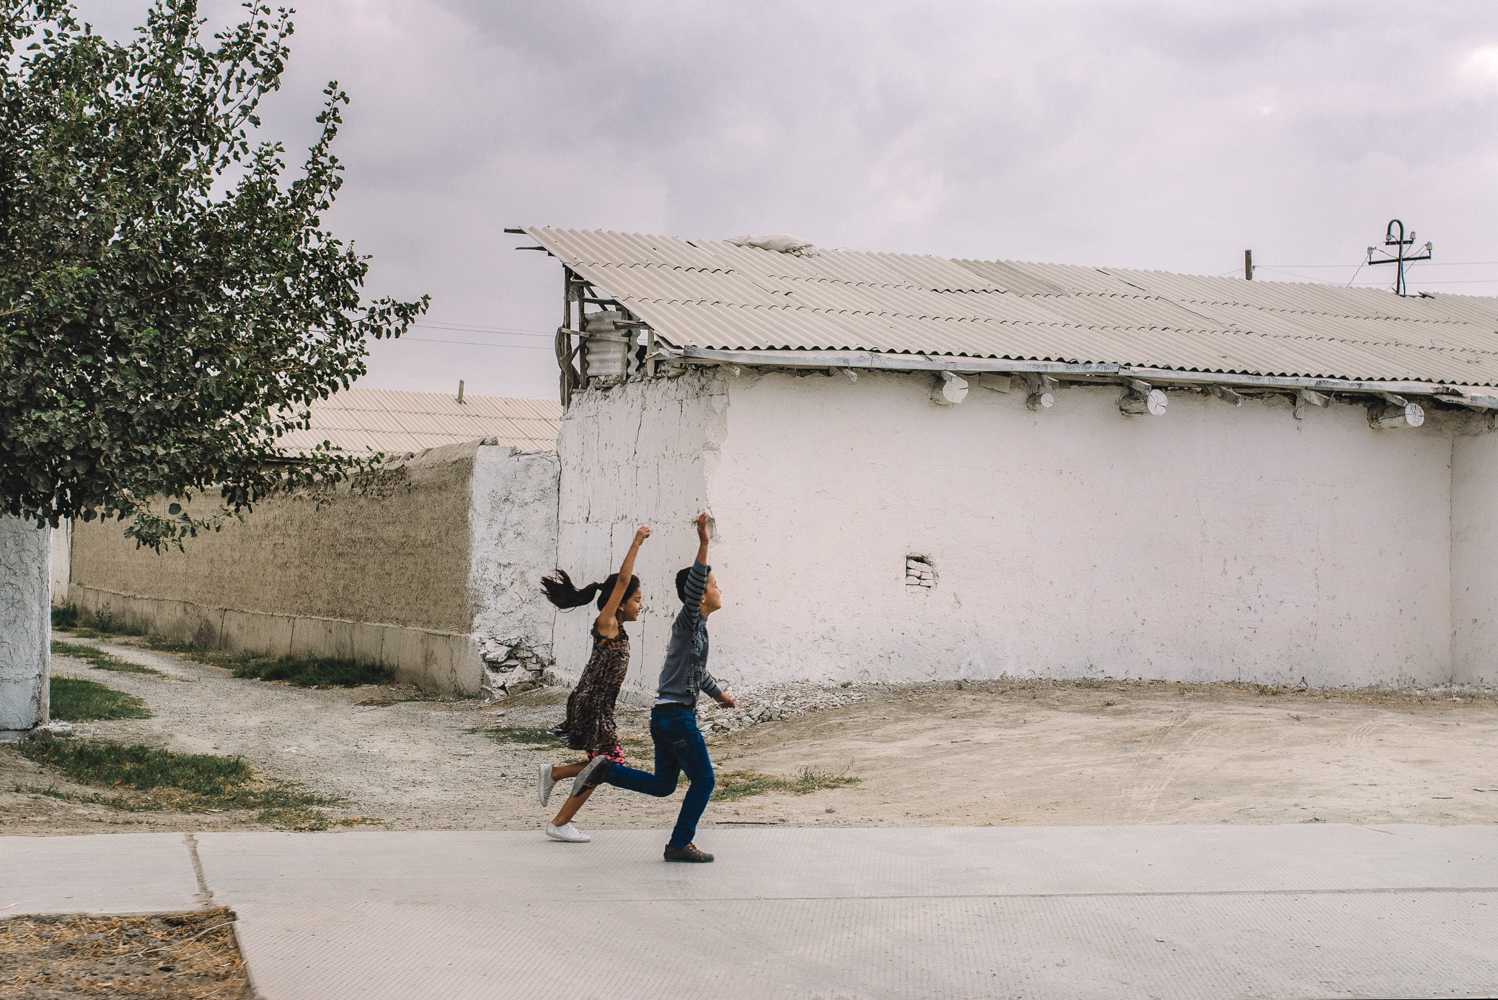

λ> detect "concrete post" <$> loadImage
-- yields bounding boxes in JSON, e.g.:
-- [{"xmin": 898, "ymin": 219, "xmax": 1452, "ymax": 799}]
[{"xmin": 0, "ymin": 515, "xmax": 50, "ymax": 738}]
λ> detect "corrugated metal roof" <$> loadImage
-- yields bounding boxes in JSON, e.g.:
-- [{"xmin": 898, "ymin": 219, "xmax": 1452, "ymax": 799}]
[
  {"xmin": 277, "ymin": 389, "xmax": 561, "ymax": 456},
  {"xmin": 528, "ymin": 227, "xmax": 1498, "ymax": 387}
]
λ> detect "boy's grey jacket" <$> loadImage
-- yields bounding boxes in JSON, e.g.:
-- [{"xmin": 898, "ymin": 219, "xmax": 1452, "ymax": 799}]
[{"xmin": 655, "ymin": 561, "xmax": 723, "ymax": 707}]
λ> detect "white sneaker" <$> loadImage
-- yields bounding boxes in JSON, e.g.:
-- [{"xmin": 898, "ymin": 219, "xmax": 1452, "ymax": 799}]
[
  {"xmin": 538, "ymin": 762, "xmax": 557, "ymax": 806},
  {"xmin": 546, "ymin": 822, "xmax": 590, "ymax": 843}
]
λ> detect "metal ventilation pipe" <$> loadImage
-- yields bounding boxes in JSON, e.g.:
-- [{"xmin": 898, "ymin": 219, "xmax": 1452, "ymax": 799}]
[{"xmin": 582, "ymin": 310, "xmax": 635, "ymax": 377}]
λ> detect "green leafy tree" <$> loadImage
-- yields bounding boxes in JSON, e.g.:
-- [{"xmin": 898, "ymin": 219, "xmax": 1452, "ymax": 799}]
[{"xmin": 0, "ymin": 0, "xmax": 428, "ymax": 549}]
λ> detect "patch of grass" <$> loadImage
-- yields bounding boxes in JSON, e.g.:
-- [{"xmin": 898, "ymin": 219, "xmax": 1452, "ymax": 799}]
[
  {"xmin": 51, "ymin": 639, "xmax": 163, "ymax": 675},
  {"xmin": 144, "ymin": 637, "xmax": 393, "ymax": 688},
  {"xmin": 48, "ymin": 676, "xmax": 152, "ymax": 721},
  {"xmin": 231, "ymin": 655, "xmax": 394, "ymax": 688},
  {"xmin": 143, "ymin": 636, "xmax": 229, "ymax": 658},
  {"xmin": 469, "ymin": 725, "xmax": 558, "ymax": 749},
  {"xmin": 11, "ymin": 782, "xmax": 164, "ymax": 811},
  {"xmin": 620, "ymin": 734, "xmax": 654, "ymax": 762},
  {"xmin": 712, "ymin": 767, "xmax": 861, "ymax": 802},
  {"xmin": 21, "ymin": 739, "xmax": 250, "ymax": 794},
  {"xmin": 17, "ymin": 739, "xmax": 342, "ymax": 830},
  {"xmin": 52, "ymin": 603, "xmax": 149, "ymax": 638}
]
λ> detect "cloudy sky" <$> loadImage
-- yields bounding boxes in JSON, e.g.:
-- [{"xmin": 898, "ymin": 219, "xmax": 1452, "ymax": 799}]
[{"xmin": 75, "ymin": 1, "xmax": 1498, "ymax": 400}]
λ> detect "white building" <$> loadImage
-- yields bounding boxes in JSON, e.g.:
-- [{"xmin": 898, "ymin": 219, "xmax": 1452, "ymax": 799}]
[{"xmin": 525, "ymin": 227, "xmax": 1498, "ymax": 697}]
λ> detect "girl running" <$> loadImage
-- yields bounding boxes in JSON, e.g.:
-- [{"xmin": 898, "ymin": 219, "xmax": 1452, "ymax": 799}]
[{"xmin": 536, "ymin": 525, "xmax": 650, "ymax": 842}]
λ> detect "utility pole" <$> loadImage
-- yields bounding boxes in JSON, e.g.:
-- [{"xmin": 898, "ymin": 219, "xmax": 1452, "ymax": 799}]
[
  {"xmin": 1244, "ymin": 250, "xmax": 1253, "ymax": 281},
  {"xmin": 1366, "ymin": 219, "xmax": 1432, "ymax": 296}
]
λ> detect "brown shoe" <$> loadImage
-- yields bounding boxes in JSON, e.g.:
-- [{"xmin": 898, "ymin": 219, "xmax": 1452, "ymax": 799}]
[{"xmin": 663, "ymin": 842, "xmax": 714, "ymax": 863}]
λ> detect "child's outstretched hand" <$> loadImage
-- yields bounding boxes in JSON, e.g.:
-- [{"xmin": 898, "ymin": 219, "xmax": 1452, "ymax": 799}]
[
  {"xmin": 696, "ymin": 513, "xmax": 710, "ymax": 544},
  {"xmin": 634, "ymin": 526, "xmax": 652, "ymax": 546}
]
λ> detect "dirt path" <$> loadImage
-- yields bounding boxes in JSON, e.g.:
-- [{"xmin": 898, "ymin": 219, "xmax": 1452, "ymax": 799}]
[{"xmin": 5, "ymin": 637, "xmax": 1497, "ymax": 836}]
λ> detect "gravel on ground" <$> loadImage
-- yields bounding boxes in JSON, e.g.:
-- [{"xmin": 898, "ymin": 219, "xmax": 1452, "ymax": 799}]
[{"xmin": 4, "ymin": 634, "xmax": 1496, "ymax": 837}]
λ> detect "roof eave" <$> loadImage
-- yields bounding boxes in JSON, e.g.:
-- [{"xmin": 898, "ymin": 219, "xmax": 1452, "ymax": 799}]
[{"xmin": 668, "ymin": 345, "xmax": 1498, "ymax": 407}]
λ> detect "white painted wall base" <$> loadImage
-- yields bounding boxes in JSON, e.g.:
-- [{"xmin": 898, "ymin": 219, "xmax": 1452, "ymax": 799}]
[
  {"xmin": 68, "ymin": 584, "xmax": 483, "ymax": 695},
  {"xmin": 0, "ymin": 516, "xmax": 49, "ymax": 734}
]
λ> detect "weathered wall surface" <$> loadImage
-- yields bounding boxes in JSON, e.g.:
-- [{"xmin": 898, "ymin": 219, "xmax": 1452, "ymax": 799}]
[
  {"xmin": 72, "ymin": 442, "xmax": 478, "ymax": 631},
  {"xmin": 68, "ymin": 443, "xmax": 486, "ymax": 693},
  {"xmin": 469, "ymin": 446, "xmax": 561, "ymax": 694},
  {"xmin": 0, "ymin": 516, "xmax": 49, "ymax": 733},
  {"xmin": 554, "ymin": 372, "xmax": 727, "ymax": 697},
  {"xmin": 701, "ymin": 371, "xmax": 1458, "ymax": 690},
  {"xmin": 1452, "ymin": 425, "xmax": 1498, "ymax": 684},
  {"xmin": 48, "ymin": 521, "xmax": 70, "ymax": 609}
]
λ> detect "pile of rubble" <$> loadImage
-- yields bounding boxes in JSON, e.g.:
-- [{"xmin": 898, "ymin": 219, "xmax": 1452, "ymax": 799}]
[
  {"xmin": 479, "ymin": 639, "xmax": 554, "ymax": 699},
  {"xmin": 696, "ymin": 681, "xmax": 870, "ymax": 736}
]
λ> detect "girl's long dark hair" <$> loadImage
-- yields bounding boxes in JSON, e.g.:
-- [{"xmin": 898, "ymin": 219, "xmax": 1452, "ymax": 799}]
[{"xmin": 541, "ymin": 569, "xmax": 640, "ymax": 612}]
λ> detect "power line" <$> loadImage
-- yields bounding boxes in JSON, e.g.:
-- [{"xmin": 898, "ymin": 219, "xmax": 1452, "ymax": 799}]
[
  {"xmin": 401, "ymin": 336, "xmax": 553, "ymax": 351},
  {"xmin": 1368, "ymin": 278, "xmax": 1498, "ymax": 286},
  {"xmin": 410, "ymin": 321, "xmax": 553, "ymax": 339},
  {"xmin": 1258, "ymin": 266, "xmax": 1498, "ymax": 286},
  {"xmin": 1257, "ymin": 260, "xmax": 1498, "ymax": 268}
]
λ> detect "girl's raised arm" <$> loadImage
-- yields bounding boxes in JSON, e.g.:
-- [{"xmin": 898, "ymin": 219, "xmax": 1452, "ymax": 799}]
[{"xmin": 596, "ymin": 525, "xmax": 651, "ymax": 633}]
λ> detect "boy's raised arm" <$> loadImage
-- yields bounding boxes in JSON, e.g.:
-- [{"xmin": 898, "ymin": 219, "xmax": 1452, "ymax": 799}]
[
  {"xmin": 695, "ymin": 513, "xmax": 710, "ymax": 566},
  {"xmin": 693, "ymin": 513, "xmax": 735, "ymax": 709}
]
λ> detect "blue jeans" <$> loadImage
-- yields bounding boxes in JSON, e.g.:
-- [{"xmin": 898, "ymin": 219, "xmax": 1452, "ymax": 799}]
[{"xmin": 605, "ymin": 704, "xmax": 715, "ymax": 849}]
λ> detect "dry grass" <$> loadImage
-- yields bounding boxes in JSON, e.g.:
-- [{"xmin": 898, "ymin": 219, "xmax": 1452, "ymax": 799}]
[
  {"xmin": 17, "ymin": 740, "xmax": 353, "ymax": 831},
  {"xmin": 0, "ymin": 907, "xmax": 251, "ymax": 998},
  {"xmin": 142, "ymin": 637, "xmax": 394, "ymax": 688},
  {"xmin": 467, "ymin": 725, "xmax": 558, "ymax": 749},
  {"xmin": 713, "ymin": 767, "xmax": 861, "ymax": 801},
  {"xmin": 51, "ymin": 640, "xmax": 163, "ymax": 676}
]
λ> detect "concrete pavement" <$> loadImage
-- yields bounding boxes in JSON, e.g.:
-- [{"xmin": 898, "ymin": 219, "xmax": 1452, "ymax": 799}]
[{"xmin": 5, "ymin": 825, "xmax": 1498, "ymax": 999}]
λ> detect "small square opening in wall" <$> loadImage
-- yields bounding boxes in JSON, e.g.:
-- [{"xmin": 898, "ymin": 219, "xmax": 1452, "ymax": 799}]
[{"xmin": 906, "ymin": 555, "xmax": 935, "ymax": 592}]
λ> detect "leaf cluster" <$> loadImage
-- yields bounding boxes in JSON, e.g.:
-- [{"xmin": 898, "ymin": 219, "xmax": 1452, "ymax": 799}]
[{"xmin": 0, "ymin": 1, "xmax": 428, "ymax": 549}]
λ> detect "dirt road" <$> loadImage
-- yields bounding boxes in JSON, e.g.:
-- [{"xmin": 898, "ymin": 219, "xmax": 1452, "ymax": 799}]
[{"xmin": 5, "ymin": 637, "xmax": 1496, "ymax": 836}]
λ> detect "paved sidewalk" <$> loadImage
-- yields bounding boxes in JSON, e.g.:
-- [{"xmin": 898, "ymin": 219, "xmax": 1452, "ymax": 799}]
[{"xmin": 5, "ymin": 825, "xmax": 1498, "ymax": 999}]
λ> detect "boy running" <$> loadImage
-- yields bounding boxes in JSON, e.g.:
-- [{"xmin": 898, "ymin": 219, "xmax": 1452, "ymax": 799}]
[{"xmin": 569, "ymin": 512, "xmax": 733, "ymax": 862}]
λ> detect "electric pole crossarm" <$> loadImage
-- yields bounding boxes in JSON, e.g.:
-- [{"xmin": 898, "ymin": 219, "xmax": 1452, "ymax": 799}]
[{"xmin": 1364, "ymin": 219, "xmax": 1433, "ymax": 296}]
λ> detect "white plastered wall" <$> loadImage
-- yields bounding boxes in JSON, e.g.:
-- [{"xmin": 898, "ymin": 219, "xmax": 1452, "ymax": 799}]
[
  {"xmin": 702, "ymin": 370, "xmax": 1456, "ymax": 690},
  {"xmin": 48, "ymin": 520, "xmax": 70, "ymax": 608},
  {"xmin": 1452, "ymin": 426, "xmax": 1498, "ymax": 684},
  {"xmin": 469, "ymin": 446, "xmax": 562, "ymax": 690},
  {"xmin": 554, "ymin": 373, "xmax": 727, "ymax": 699},
  {"xmin": 0, "ymin": 516, "xmax": 50, "ymax": 733}
]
